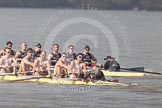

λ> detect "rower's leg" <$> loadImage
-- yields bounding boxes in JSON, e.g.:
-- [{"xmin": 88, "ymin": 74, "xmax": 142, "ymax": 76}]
[
  {"xmin": 11, "ymin": 63, "xmax": 16, "ymax": 73},
  {"xmin": 69, "ymin": 73, "xmax": 77, "ymax": 79},
  {"xmin": 0, "ymin": 68, "xmax": 5, "ymax": 73},
  {"xmin": 83, "ymin": 71, "xmax": 87, "ymax": 78},
  {"xmin": 20, "ymin": 64, "xmax": 25, "ymax": 72},
  {"xmin": 56, "ymin": 66, "xmax": 62, "ymax": 78}
]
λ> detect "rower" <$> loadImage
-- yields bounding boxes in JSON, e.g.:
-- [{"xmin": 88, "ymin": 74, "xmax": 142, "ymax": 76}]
[
  {"xmin": 67, "ymin": 45, "xmax": 77, "ymax": 61},
  {"xmin": 33, "ymin": 43, "xmax": 42, "ymax": 58},
  {"xmin": 15, "ymin": 42, "xmax": 27, "ymax": 63},
  {"xmin": 69, "ymin": 53, "xmax": 87, "ymax": 79},
  {"xmin": 19, "ymin": 48, "xmax": 34, "ymax": 75},
  {"xmin": 33, "ymin": 50, "xmax": 51, "ymax": 76},
  {"xmin": 0, "ymin": 41, "xmax": 16, "ymax": 57},
  {"xmin": 82, "ymin": 45, "xmax": 97, "ymax": 67},
  {"xmin": 0, "ymin": 47, "xmax": 17, "ymax": 73},
  {"xmin": 48, "ymin": 44, "xmax": 61, "ymax": 66},
  {"xmin": 54, "ymin": 52, "xmax": 72, "ymax": 78},
  {"xmin": 104, "ymin": 56, "xmax": 120, "ymax": 71}
]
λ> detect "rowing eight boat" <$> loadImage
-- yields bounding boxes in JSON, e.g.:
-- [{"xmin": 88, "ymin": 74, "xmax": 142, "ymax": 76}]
[{"xmin": 0, "ymin": 75, "xmax": 134, "ymax": 87}]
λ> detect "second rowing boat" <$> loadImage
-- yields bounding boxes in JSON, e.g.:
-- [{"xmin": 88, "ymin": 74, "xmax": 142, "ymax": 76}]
[{"xmin": 101, "ymin": 70, "xmax": 145, "ymax": 77}]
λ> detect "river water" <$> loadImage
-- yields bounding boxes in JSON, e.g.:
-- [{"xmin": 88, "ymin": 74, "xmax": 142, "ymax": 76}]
[{"xmin": 0, "ymin": 8, "xmax": 162, "ymax": 108}]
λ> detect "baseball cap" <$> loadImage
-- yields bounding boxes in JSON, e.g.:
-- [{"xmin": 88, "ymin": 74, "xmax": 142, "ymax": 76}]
[
  {"xmin": 35, "ymin": 43, "xmax": 41, "ymax": 48},
  {"xmin": 104, "ymin": 56, "xmax": 112, "ymax": 60},
  {"xmin": 84, "ymin": 45, "xmax": 90, "ymax": 51}
]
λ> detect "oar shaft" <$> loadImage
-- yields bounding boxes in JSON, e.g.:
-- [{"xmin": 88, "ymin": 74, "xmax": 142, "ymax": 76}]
[
  {"xmin": 0, "ymin": 73, "xmax": 15, "ymax": 76},
  {"xmin": 120, "ymin": 67, "xmax": 161, "ymax": 75},
  {"xmin": 0, "ymin": 66, "xmax": 18, "ymax": 68},
  {"xmin": 7, "ymin": 76, "xmax": 49, "ymax": 82}
]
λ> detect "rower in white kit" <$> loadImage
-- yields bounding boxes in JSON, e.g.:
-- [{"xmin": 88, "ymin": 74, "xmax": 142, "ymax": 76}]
[
  {"xmin": 0, "ymin": 47, "xmax": 17, "ymax": 73},
  {"xmin": 33, "ymin": 50, "xmax": 51, "ymax": 76},
  {"xmin": 70, "ymin": 53, "xmax": 87, "ymax": 79}
]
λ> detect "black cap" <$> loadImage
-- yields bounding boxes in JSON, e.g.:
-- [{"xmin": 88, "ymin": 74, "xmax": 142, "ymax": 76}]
[
  {"xmin": 35, "ymin": 43, "xmax": 41, "ymax": 48},
  {"xmin": 84, "ymin": 45, "xmax": 90, "ymax": 51},
  {"xmin": 104, "ymin": 56, "xmax": 112, "ymax": 60}
]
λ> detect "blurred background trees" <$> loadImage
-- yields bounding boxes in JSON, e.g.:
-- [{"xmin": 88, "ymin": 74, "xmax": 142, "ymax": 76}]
[{"xmin": 0, "ymin": 0, "xmax": 162, "ymax": 11}]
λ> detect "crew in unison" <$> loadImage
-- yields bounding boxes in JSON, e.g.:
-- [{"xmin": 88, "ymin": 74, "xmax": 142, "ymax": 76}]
[{"xmin": 0, "ymin": 41, "xmax": 103, "ymax": 80}]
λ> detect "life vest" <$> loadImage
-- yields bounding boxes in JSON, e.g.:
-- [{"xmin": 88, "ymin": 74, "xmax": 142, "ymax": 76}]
[
  {"xmin": 109, "ymin": 61, "xmax": 120, "ymax": 71},
  {"xmin": 104, "ymin": 60, "xmax": 120, "ymax": 71},
  {"xmin": 91, "ymin": 71, "xmax": 105, "ymax": 81},
  {"xmin": 67, "ymin": 52, "xmax": 76, "ymax": 61}
]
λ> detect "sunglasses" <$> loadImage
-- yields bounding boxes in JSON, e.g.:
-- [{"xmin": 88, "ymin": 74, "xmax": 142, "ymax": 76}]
[
  {"xmin": 62, "ymin": 56, "xmax": 66, "ymax": 58},
  {"xmin": 8, "ymin": 45, "xmax": 12, "ymax": 47},
  {"xmin": 85, "ymin": 49, "xmax": 89, "ymax": 51},
  {"xmin": 69, "ymin": 47, "xmax": 74, "ymax": 49},
  {"xmin": 78, "ymin": 56, "xmax": 82, "ymax": 58}
]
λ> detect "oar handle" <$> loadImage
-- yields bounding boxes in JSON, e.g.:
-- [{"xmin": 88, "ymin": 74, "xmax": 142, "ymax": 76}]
[{"xmin": 0, "ymin": 65, "xmax": 18, "ymax": 68}]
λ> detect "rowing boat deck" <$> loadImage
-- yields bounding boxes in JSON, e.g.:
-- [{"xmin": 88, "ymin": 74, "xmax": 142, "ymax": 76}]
[
  {"xmin": 0, "ymin": 75, "xmax": 132, "ymax": 87},
  {"xmin": 101, "ymin": 70, "xmax": 145, "ymax": 77}
]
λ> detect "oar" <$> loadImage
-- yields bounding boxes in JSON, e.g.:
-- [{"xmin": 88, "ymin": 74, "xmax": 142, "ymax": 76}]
[
  {"xmin": 0, "ymin": 73, "xmax": 15, "ymax": 76},
  {"xmin": 7, "ymin": 76, "xmax": 50, "ymax": 82},
  {"xmin": 120, "ymin": 67, "xmax": 144, "ymax": 72},
  {"xmin": 0, "ymin": 65, "xmax": 18, "ymax": 68},
  {"xmin": 16, "ymin": 70, "xmax": 35, "ymax": 74},
  {"xmin": 120, "ymin": 67, "xmax": 161, "ymax": 75},
  {"xmin": 140, "ymin": 71, "xmax": 161, "ymax": 75},
  {"xmin": 16, "ymin": 69, "xmax": 54, "ymax": 74}
]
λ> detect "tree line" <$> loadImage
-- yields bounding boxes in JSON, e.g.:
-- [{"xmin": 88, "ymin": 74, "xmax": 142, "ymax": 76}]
[{"xmin": 0, "ymin": 0, "xmax": 162, "ymax": 11}]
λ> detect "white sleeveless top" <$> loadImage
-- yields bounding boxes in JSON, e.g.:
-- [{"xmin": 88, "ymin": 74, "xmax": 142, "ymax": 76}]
[
  {"xmin": 37, "ymin": 58, "xmax": 48, "ymax": 69},
  {"xmin": 73, "ymin": 60, "xmax": 83, "ymax": 73},
  {"xmin": 1, "ymin": 56, "xmax": 14, "ymax": 66}
]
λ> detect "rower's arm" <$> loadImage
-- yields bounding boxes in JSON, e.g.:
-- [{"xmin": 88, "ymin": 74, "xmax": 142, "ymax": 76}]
[
  {"xmin": 13, "ymin": 58, "xmax": 18, "ymax": 66},
  {"xmin": 47, "ymin": 53, "xmax": 52, "ymax": 61},
  {"xmin": 82, "ymin": 63, "xmax": 87, "ymax": 71},
  {"xmin": 15, "ymin": 51, "xmax": 20, "ymax": 59},
  {"xmin": 82, "ymin": 63, "xmax": 87, "ymax": 78},
  {"xmin": 90, "ymin": 53, "xmax": 97, "ymax": 64},
  {"xmin": 33, "ymin": 59, "xmax": 39, "ymax": 70},
  {"xmin": 46, "ymin": 61, "xmax": 51, "ymax": 75},
  {"xmin": 0, "ymin": 50, "xmax": 4, "ymax": 56},
  {"xmin": 70, "ymin": 61, "xmax": 74, "ymax": 73},
  {"xmin": 23, "ymin": 59, "xmax": 34, "ymax": 67},
  {"xmin": 0, "ymin": 57, "xmax": 3, "ymax": 65},
  {"xmin": 60, "ymin": 62, "xmax": 72, "ymax": 72}
]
